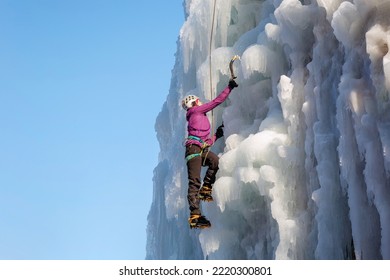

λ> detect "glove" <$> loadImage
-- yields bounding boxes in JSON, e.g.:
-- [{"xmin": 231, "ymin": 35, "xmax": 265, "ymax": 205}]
[
  {"xmin": 228, "ymin": 79, "xmax": 238, "ymax": 89},
  {"xmin": 215, "ymin": 124, "xmax": 224, "ymax": 139}
]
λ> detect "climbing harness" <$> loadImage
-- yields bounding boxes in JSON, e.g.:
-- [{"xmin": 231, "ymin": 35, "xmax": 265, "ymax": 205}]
[
  {"xmin": 185, "ymin": 135, "xmax": 210, "ymax": 163},
  {"xmin": 186, "ymin": 153, "xmax": 202, "ymax": 162}
]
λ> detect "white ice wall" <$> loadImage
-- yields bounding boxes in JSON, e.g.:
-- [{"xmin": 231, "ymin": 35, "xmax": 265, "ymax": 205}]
[{"xmin": 147, "ymin": 0, "xmax": 390, "ymax": 260}]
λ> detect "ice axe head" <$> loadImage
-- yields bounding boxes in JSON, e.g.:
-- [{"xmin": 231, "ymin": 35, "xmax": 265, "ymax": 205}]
[{"xmin": 229, "ymin": 55, "xmax": 240, "ymax": 80}]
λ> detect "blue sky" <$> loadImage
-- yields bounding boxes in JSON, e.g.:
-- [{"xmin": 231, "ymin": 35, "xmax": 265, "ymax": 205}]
[{"xmin": 0, "ymin": 0, "xmax": 184, "ymax": 259}]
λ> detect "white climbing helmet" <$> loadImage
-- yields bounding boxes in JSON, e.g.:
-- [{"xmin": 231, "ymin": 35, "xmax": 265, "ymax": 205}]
[{"xmin": 181, "ymin": 95, "xmax": 199, "ymax": 110}]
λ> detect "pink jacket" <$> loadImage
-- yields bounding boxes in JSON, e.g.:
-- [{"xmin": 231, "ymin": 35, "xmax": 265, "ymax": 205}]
[{"xmin": 185, "ymin": 86, "xmax": 232, "ymax": 147}]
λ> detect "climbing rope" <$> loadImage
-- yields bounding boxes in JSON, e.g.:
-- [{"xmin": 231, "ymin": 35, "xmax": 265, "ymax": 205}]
[
  {"xmin": 209, "ymin": 0, "xmax": 217, "ymax": 140},
  {"xmin": 208, "ymin": 0, "xmax": 239, "ymax": 146}
]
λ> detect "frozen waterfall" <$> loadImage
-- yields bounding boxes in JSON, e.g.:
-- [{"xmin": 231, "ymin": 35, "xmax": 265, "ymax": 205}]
[{"xmin": 147, "ymin": 0, "xmax": 390, "ymax": 260}]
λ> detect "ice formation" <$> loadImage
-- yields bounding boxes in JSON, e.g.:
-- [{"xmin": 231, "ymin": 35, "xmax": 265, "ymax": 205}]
[{"xmin": 147, "ymin": 0, "xmax": 390, "ymax": 260}]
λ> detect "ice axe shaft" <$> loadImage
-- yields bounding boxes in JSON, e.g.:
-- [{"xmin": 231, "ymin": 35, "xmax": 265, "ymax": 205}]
[{"xmin": 229, "ymin": 55, "xmax": 240, "ymax": 80}]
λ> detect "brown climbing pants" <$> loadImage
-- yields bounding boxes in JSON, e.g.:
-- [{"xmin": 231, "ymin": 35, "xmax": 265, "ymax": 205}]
[{"xmin": 185, "ymin": 144, "xmax": 219, "ymax": 215}]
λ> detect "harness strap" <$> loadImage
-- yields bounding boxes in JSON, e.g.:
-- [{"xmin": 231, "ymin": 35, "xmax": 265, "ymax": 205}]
[
  {"xmin": 185, "ymin": 153, "xmax": 202, "ymax": 161},
  {"xmin": 185, "ymin": 135, "xmax": 209, "ymax": 162},
  {"xmin": 187, "ymin": 135, "xmax": 208, "ymax": 148},
  {"xmin": 187, "ymin": 135, "xmax": 203, "ymax": 143}
]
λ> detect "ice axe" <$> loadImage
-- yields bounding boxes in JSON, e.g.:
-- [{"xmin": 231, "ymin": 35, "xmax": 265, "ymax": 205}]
[{"xmin": 229, "ymin": 55, "xmax": 240, "ymax": 80}]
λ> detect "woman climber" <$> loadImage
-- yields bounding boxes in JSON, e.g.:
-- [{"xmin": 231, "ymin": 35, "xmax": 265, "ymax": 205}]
[{"xmin": 181, "ymin": 79, "xmax": 238, "ymax": 229}]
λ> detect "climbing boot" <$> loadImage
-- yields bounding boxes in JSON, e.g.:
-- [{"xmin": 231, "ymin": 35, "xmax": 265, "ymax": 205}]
[
  {"xmin": 198, "ymin": 185, "xmax": 213, "ymax": 202},
  {"xmin": 188, "ymin": 214, "xmax": 211, "ymax": 229}
]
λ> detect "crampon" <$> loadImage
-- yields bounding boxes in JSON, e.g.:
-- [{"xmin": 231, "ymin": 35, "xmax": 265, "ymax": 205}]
[
  {"xmin": 198, "ymin": 186, "xmax": 213, "ymax": 202},
  {"xmin": 188, "ymin": 214, "xmax": 211, "ymax": 229}
]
